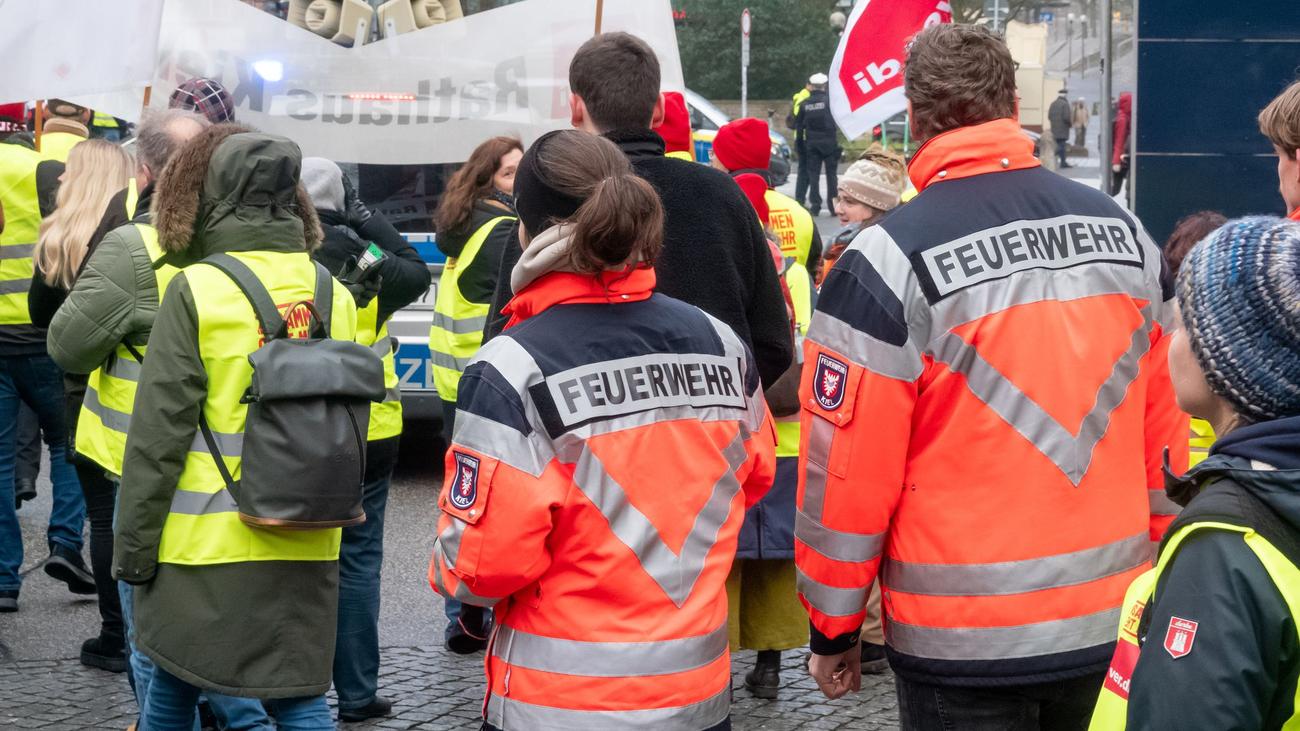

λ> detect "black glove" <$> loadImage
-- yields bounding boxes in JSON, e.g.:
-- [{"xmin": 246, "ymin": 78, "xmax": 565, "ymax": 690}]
[
  {"xmin": 343, "ymin": 274, "xmax": 382, "ymax": 309},
  {"xmin": 341, "ymin": 171, "xmax": 373, "ymax": 229}
]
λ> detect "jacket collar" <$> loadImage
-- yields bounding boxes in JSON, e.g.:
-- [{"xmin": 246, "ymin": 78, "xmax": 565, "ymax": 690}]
[
  {"xmin": 602, "ymin": 128, "xmax": 666, "ymax": 160},
  {"xmin": 1289, "ymin": 206, "xmax": 1300, "ymax": 222},
  {"xmin": 907, "ymin": 118, "xmax": 1040, "ymax": 192},
  {"xmin": 502, "ymin": 267, "xmax": 656, "ymax": 330},
  {"xmin": 43, "ymin": 118, "xmax": 88, "ymax": 139}
]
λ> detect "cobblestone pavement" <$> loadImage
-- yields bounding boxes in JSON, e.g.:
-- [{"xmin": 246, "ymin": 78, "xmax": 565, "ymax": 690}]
[{"xmin": 0, "ymin": 648, "xmax": 898, "ymax": 730}]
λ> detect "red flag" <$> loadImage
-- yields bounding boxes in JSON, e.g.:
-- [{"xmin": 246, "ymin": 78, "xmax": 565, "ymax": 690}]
[{"xmin": 829, "ymin": 0, "xmax": 951, "ymax": 139}]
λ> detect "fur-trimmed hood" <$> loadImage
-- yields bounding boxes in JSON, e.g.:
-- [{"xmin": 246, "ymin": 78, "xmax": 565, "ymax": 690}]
[{"xmin": 152, "ymin": 125, "xmax": 321, "ymax": 265}]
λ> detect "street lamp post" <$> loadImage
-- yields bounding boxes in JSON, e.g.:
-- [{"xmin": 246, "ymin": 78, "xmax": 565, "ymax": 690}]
[
  {"xmin": 1067, "ymin": 13, "xmax": 1075, "ymax": 78},
  {"xmin": 1079, "ymin": 15, "xmax": 1088, "ymax": 75}
]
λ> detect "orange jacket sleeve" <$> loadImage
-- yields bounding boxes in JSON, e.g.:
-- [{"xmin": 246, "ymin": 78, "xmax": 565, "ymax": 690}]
[
  {"xmin": 795, "ymin": 232, "xmax": 922, "ymax": 653},
  {"xmin": 1144, "ymin": 330, "xmax": 1188, "ymax": 541},
  {"xmin": 741, "ymin": 406, "xmax": 778, "ymax": 510}
]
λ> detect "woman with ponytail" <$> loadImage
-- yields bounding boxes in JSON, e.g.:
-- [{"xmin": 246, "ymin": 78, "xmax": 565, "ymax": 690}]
[{"xmin": 429, "ymin": 129, "xmax": 777, "ymax": 731}]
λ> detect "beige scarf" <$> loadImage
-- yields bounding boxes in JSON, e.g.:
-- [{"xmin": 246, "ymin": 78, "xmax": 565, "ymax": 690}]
[{"xmin": 510, "ymin": 224, "xmax": 578, "ymax": 294}]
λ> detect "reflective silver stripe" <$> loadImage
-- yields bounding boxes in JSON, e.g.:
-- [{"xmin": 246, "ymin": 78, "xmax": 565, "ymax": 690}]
[
  {"xmin": 105, "ymin": 356, "xmax": 142, "ymax": 382},
  {"xmin": 928, "ymin": 308, "xmax": 1152, "ymax": 485},
  {"xmin": 82, "ymin": 386, "xmax": 132, "ymax": 434},
  {"xmin": 451, "ymin": 410, "xmax": 551, "ymax": 478},
  {"xmin": 800, "ymin": 416, "xmax": 835, "ymax": 523},
  {"xmin": 0, "ymin": 279, "xmax": 29, "ymax": 295},
  {"xmin": 796, "ymin": 566, "xmax": 869, "ymax": 617},
  {"xmin": 435, "ymin": 522, "xmax": 462, "ymax": 567},
  {"xmin": 381, "ymin": 385, "xmax": 401, "ymax": 404},
  {"xmin": 485, "ymin": 687, "xmax": 730, "ymax": 731},
  {"xmin": 431, "ymin": 311, "xmax": 488, "ymax": 335},
  {"xmin": 1149, "ymin": 488, "xmax": 1181, "ymax": 517},
  {"xmin": 795, "ymin": 509, "xmax": 883, "ymax": 563},
  {"xmin": 930, "ymin": 263, "xmax": 1155, "ymax": 336},
  {"xmin": 168, "ymin": 488, "xmax": 238, "ymax": 516},
  {"xmin": 369, "ymin": 335, "xmax": 394, "ymax": 359},
  {"xmin": 0, "ymin": 244, "xmax": 35, "ymax": 260},
  {"xmin": 189, "ymin": 428, "xmax": 244, "ymax": 457},
  {"xmin": 887, "ymin": 607, "xmax": 1122, "ymax": 661},
  {"xmin": 553, "ymin": 404, "xmax": 756, "ymax": 459},
  {"xmin": 569, "ymin": 433, "xmax": 748, "ymax": 608},
  {"xmin": 493, "ymin": 623, "xmax": 728, "ymax": 678},
  {"xmin": 882, "ymin": 532, "xmax": 1150, "ymax": 597},
  {"xmin": 807, "ymin": 311, "xmax": 924, "ymax": 381},
  {"xmin": 430, "ymin": 545, "xmax": 499, "ymax": 608},
  {"xmin": 430, "ymin": 349, "xmax": 474, "ymax": 372}
]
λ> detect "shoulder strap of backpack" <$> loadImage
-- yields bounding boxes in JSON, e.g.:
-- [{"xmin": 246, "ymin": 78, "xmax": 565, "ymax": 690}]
[
  {"xmin": 202, "ymin": 253, "xmax": 286, "ymax": 342},
  {"xmin": 311, "ymin": 261, "xmax": 332, "ymax": 337}
]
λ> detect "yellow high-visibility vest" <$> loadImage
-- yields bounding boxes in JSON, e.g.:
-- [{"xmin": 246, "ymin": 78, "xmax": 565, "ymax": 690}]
[
  {"xmin": 77, "ymin": 219, "xmax": 179, "ymax": 476},
  {"xmin": 792, "ymin": 88, "xmax": 811, "ymax": 116},
  {"xmin": 766, "ymin": 188, "xmax": 816, "ymax": 268},
  {"xmin": 1090, "ymin": 521, "xmax": 1300, "ymax": 729},
  {"xmin": 38, "ymin": 131, "xmax": 83, "ymax": 163},
  {"xmin": 356, "ymin": 296, "xmax": 402, "ymax": 441},
  {"xmin": 0, "ymin": 144, "xmax": 42, "ymax": 326},
  {"xmin": 156, "ymin": 250, "xmax": 354, "ymax": 566},
  {"xmin": 428, "ymin": 215, "xmax": 512, "ymax": 403},
  {"xmin": 775, "ymin": 261, "xmax": 812, "ymax": 458},
  {"xmin": 1189, "ymin": 417, "xmax": 1215, "ymax": 468}
]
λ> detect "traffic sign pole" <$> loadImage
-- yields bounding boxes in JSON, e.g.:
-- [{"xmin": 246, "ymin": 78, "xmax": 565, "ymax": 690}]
[{"xmin": 741, "ymin": 8, "xmax": 751, "ymax": 118}]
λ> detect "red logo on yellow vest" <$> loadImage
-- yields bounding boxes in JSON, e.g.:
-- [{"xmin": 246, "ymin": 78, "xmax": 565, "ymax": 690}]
[
  {"xmin": 1164, "ymin": 616, "xmax": 1198, "ymax": 659},
  {"xmin": 256, "ymin": 301, "xmax": 316, "ymax": 346}
]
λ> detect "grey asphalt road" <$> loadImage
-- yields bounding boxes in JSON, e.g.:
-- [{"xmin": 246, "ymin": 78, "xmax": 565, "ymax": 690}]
[{"xmin": 0, "ymin": 423, "xmax": 449, "ymax": 663}]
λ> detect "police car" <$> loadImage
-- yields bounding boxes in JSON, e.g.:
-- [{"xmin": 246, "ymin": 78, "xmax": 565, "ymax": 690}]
[
  {"xmin": 388, "ymin": 232, "xmax": 444, "ymax": 425},
  {"xmin": 683, "ymin": 89, "xmax": 792, "ymax": 185}
]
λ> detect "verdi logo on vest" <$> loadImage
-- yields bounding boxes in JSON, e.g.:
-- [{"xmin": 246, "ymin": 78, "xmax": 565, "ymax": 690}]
[{"xmin": 255, "ymin": 300, "xmax": 316, "ymax": 345}]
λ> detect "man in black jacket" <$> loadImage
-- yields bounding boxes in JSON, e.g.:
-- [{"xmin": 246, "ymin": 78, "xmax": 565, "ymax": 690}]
[
  {"xmin": 485, "ymin": 33, "xmax": 792, "ymax": 389},
  {"xmin": 795, "ymin": 73, "xmax": 840, "ymax": 217}
]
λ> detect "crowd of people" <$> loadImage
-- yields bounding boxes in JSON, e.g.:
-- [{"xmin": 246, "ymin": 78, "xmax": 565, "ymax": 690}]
[{"xmin": 2, "ymin": 20, "xmax": 1300, "ymax": 731}]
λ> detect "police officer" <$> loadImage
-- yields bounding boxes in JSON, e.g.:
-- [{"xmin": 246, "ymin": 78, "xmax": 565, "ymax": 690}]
[{"xmin": 793, "ymin": 73, "xmax": 840, "ymax": 216}]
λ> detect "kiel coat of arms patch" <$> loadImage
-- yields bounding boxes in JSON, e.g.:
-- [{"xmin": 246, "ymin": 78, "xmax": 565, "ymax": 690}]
[
  {"xmin": 449, "ymin": 452, "xmax": 480, "ymax": 510},
  {"xmin": 814, "ymin": 353, "xmax": 849, "ymax": 410}
]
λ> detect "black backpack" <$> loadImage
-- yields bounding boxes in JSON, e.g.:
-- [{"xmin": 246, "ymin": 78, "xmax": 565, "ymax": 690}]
[{"xmin": 198, "ymin": 253, "xmax": 387, "ymax": 529}]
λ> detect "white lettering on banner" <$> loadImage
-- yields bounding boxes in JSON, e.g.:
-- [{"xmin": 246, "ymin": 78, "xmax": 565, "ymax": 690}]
[
  {"xmin": 151, "ymin": 0, "xmax": 684, "ymax": 165},
  {"xmin": 547, "ymin": 354, "xmax": 745, "ymax": 427},
  {"xmin": 921, "ymin": 215, "xmax": 1142, "ymax": 297}
]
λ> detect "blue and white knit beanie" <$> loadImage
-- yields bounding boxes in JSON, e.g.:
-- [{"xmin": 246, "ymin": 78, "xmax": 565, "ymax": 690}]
[{"xmin": 1177, "ymin": 216, "xmax": 1300, "ymax": 421}]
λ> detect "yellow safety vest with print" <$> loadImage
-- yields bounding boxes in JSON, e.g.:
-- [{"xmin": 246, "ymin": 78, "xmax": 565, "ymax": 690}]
[
  {"xmin": 775, "ymin": 261, "xmax": 812, "ymax": 458},
  {"xmin": 766, "ymin": 188, "xmax": 815, "ymax": 268},
  {"xmin": 1189, "ymin": 418, "xmax": 1215, "ymax": 468},
  {"xmin": 357, "ymin": 297, "xmax": 402, "ymax": 441},
  {"xmin": 1090, "ymin": 521, "xmax": 1300, "ymax": 729},
  {"xmin": 0, "ymin": 144, "xmax": 42, "ymax": 326},
  {"xmin": 157, "ymin": 251, "xmax": 352, "ymax": 566},
  {"xmin": 428, "ymin": 215, "xmax": 512, "ymax": 403}
]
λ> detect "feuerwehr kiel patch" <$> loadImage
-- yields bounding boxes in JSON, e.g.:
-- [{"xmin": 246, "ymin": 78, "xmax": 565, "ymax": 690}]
[
  {"xmin": 450, "ymin": 452, "xmax": 480, "ymax": 510},
  {"xmin": 814, "ymin": 353, "xmax": 849, "ymax": 410}
]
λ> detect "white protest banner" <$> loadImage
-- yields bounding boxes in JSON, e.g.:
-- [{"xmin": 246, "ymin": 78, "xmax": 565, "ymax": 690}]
[
  {"xmin": 0, "ymin": 0, "xmax": 163, "ymax": 105},
  {"xmin": 828, "ymin": 0, "xmax": 951, "ymax": 139},
  {"xmin": 152, "ymin": 0, "xmax": 684, "ymax": 164}
]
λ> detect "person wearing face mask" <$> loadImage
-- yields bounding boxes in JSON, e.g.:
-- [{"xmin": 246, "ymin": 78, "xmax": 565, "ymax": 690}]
[{"xmin": 429, "ymin": 129, "xmax": 776, "ymax": 731}]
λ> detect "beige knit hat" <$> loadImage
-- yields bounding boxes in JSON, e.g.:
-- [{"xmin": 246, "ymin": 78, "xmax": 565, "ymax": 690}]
[{"xmin": 838, "ymin": 145, "xmax": 906, "ymax": 211}]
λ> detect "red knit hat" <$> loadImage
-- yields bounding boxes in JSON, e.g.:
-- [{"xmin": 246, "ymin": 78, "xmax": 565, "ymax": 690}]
[
  {"xmin": 734, "ymin": 173, "xmax": 770, "ymax": 226},
  {"xmin": 653, "ymin": 91, "xmax": 693, "ymax": 156},
  {"xmin": 713, "ymin": 117, "xmax": 771, "ymax": 172}
]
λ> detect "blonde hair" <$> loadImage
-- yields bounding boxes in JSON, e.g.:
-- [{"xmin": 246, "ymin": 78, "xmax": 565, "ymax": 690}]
[
  {"xmin": 36, "ymin": 139, "xmax": 134, "ymax": 289},
  {"xmin": 1259, "ymin": 79, "xmax": 1300, "ymax": 158}
]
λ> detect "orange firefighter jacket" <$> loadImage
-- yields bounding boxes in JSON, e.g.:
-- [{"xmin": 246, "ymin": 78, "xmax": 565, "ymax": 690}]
[
  {"xmin": 430, "ymin": 268, "xmax": 776, "ymax": 729},
  {"xmin": 795, "ymin": 118, "xmax": 1188, "ymax": 685}
]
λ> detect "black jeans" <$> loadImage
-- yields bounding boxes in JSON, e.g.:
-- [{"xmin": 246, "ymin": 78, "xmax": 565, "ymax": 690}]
[
  {"xmin": 76, "ymin": 463, "xmax": 123, "ymax": 643},
  {"xmin": 895, "ymin": 673, "xmax": 1104, "ymax": 731},
  {"xmin": 804, "ymin": 138, "xmax": 841, "ymax": 213},
  {"xmin": 794, "ymin": 137, "xmax": 811, "ymax": 206}
]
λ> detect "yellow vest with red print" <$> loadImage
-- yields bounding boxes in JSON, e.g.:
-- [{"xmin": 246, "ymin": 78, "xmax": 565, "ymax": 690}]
[
  {"xmin": 766, "ymin": 188, "xmax": 815, "ymax": 268},
  {"xmin": 157, "ymin": 251, "xmax": 353, "ymax": 566},
  {"xmin": 1090, "ymin": 521, "xmax": 1300, "ymax": 729}
]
